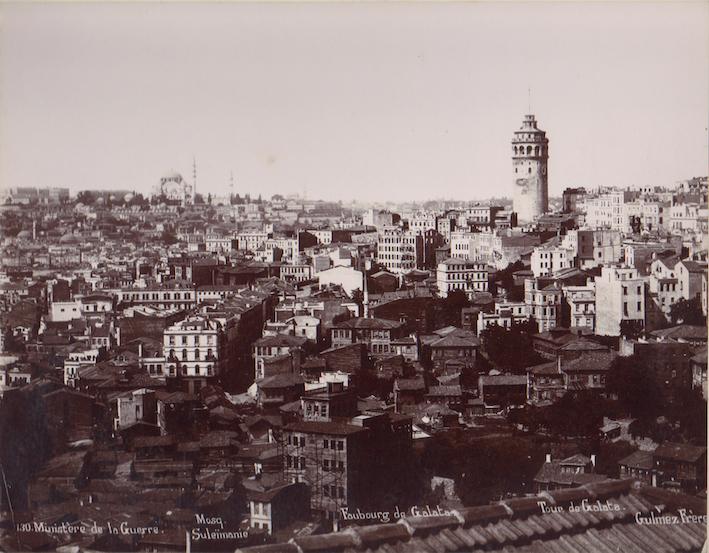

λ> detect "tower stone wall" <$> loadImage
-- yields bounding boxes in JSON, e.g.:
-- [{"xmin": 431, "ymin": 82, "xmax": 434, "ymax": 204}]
[{"xmin": 512, "ymin": 114, "xmax": 549, "ymax": 223}]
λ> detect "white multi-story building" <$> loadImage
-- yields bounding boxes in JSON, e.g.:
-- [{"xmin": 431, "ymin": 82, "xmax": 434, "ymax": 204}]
[
  {"xmin": 408, "ymin": 211, "xmax": 437, "ymax": 235},
  {"xmin": 622, "ymin": 199, "xmax": 668, "ymax": 233},
  {"xmin": 64, "ymin": 348, "xmax": 100, "ymax": 387},
  {"xmin": 164, "ymin": 316, "xmax": 221, "ymax": 393},
  {"xmin": 235, "ymin": 231, "xmax": 269, "ymax": 252},
  {"xmin": 476, "ymin": 301, "xmax": 529, "ymax": 336},
  {"xmin": 110, "ymin": 284, "xmax": 197, "ymax": 310},
  {"xmin": 530, "ymin": 246, "xmax": 575, "ymax": 277},
  {"xmin": 377, "ymin": 226, "xmax": 421, "ymax": 273},
  {"xmin": 563, "ymin": 284, "xmax": 596, "ymax": 331},
  {"xmin": 450, "ymin": 231, "xmax": 476, "ymax": 260},
  {"xmin": 594, "ymin": 266, "xmax": 646, "ymax": 336},
  {"xmin": 584, "ymin": 191, "xmax": 631, "ymax": 231},
  {"xmin": 669, "ymin": 203, "xmax": 708, "ymax": 237},
  {"xmin": 436, "ymin": 258, "xmax": 490, "ymax": 300},
  {"xmin": 525, "ymin": 279, "xmax": 563, "ymax": 332}
]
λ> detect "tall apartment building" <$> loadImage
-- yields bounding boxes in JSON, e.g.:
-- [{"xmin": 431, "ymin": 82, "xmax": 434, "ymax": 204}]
[
  {"xmin": 530, "ymin": 246, "xmax": 575, "ymax": 277},
  {"xmin": 164, "ymin": 315, "xmax": 222, "ymax": 394},
  {"xmin": 594, "ymin": 266, "xmax": 646, "ymax": 336},
  {"xmin": 283, "ymin": 385, "xmax": 412, "ymax": 527},
  {"xmin": 562, "ymin": 230, "xmax": 623, "ymax": 270},
  {"xmin": 584, "ymin": 191, "xmax": 633, "ymax": 231},
  {"xmin": 525, "ymin": 278, "xmax": 563, "ymax": 332},
  {"xmin": 376, "ymin": 226, "xmax": 422, "ymax": 273},
  {"xmin": 436, "ymin": 258, "xmax": 490, "ymax": 300},
  {"xmin": 563, "ymin": 284, "xmax": 596, "ymax": 332}
]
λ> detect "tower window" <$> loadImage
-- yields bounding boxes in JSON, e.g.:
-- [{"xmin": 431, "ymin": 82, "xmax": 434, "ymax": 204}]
[
  {"xmin": 527, "ymin": 146, "xmax": 532, "ymax": 154},
  {"xmin": 528, "ymin": 167, "xmax": 532, "ymax": 173}
]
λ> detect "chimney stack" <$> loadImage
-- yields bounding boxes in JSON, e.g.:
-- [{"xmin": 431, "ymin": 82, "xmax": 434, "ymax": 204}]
[
  {"xmin": 545, "ymin": 453, "xmax": 552, "ymax": 463},
  {"xmin": 590, "ymin": 454, "xmax": 597, "ymax": 470}
]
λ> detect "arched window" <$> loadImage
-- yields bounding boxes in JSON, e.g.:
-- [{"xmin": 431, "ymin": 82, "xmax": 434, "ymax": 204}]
[
  {"xmin": 182, "ymin": 349, "xmax": 188, "ymax": 360},
  {"xmin": 195, "ymin": 364, "xmax": 200, "ymax": 375},
  {"xmin": 535, "ymin": 146, "xmax": 540, "ymax": 155},
  {"xmin": 526, "ymin": 145, "xmax": 532, "ymax": 155}
]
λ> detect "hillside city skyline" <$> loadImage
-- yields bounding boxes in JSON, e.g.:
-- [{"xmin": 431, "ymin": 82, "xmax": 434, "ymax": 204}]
[{"xmin": 1, "ymin": 2, "xmax": 707, "ymax": 201}]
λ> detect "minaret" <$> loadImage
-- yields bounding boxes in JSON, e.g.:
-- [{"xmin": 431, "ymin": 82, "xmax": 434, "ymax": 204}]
[
  {"xmin": 512, "ymin": 113, "xmax": 549, "ymax": 223},
  {"xmin": 362, "ymin": 268, "xmax": 370, "ymax": 318},
  {"xmin": 192, "ymin": 156, "xmax": 197, "ymax": 203}
]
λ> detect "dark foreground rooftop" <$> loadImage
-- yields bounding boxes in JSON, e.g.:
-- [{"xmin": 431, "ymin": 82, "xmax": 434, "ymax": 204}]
[{"xmin": 237, "ymin": 479, "xmax": 706, "ymax": 553}]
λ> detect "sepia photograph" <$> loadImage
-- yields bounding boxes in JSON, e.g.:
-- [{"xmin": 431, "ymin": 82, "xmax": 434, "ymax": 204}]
[{"xmin": 0, "ymin": 2, "xmax": 707, "ymax": 552}]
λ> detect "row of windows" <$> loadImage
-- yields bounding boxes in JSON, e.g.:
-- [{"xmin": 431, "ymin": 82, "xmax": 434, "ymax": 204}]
[
  {"xmin": 322, "ymin": 459, "xmax": 345, "ymax": 471},
  {"xmin": 305, "ymin": 403, "xmax": 328, "ymax": 418},
  {"xmin": 123, "ymin": 291, "xmax": 194, "ymax": 301},
  {"xmin": 168, "ymin": 335, "xmax": 216, "ymax": 345},
  {"xmin": 288, "ymin": 435, "xmax": 306, "ymax": 447},
  {"xmin": 323, "ymin": 484, "xmax": 345, "ymax": 499},
  {"xmin": 323, "ymin": 439, "xmax": 344, "ymax": 450},
  {"xmin": 286, "ymin": 455, "xmax": 305, "ymax": 469},
  {"xmin": 167, "ymin": 349, "xmax": 215, "ymax": 361},
  {"xmin": 513, "ymin": 145, "xmax": 545, "ymax": 156}
]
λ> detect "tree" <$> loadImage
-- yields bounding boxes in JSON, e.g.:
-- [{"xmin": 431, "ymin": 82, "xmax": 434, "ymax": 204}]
[
  {"xmin": 540, "ymin": 391, "xmax": 612, "ymax": 437},
  {"xmin": 351, "ymin": 288, "xmax": 364, "ymax": 314},
  {"xmin": 669, "ymin": 297, "xmax": 706, "ymax": 326},
  {"xmin": 161, "ymin": 229, "xmax": 178, "ymax": 245},
  {"xmin": 480, "ymin": 320, "xmax": 541, "ymax": 373},
  {"xmin": 76, "ymin": 190, "xmax": 96, "ymax": 205},
  {"xmin": 619, "ymin": 320, "xmax": 644, "ymax": 339},
  {"xmin": 606, "ymin": 355, "xmax": 663, "ymax": 422}
]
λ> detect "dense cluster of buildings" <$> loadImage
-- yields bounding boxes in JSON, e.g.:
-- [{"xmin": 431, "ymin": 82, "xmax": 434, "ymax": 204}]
[{"xmin": 0, "ymin": 115, "xmax": 706, "ymax": 552}]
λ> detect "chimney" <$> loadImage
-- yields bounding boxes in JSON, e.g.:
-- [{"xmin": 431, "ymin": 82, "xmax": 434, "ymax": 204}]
[
  {"xmin": 590, "ymin": 454, "xmax": 596, "ymax": 470},
  {"xmin": 557, "ymin": 356, "xmax": 562, "ymax": 373},
  {"xmin": 545, "ymin": 453, "xmax": 552, "ymax": 463}
]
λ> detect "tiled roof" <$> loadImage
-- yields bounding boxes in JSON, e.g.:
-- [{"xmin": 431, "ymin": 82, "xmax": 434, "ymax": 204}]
[
  {"xmin": 561, "ymin": 351, "xmax": 617, "ymax": 373},
  {"xmin": 618, "ymin": 450, "xmax": 654, "ymax": 471},
  {"xmin": 480, "ymin": 374, "xmax": 527, "ymax": 386},
  {"xmin": 237, "ymin": 479, "xmax": 706, "ymax": 553},
  {"xmin": 650, "ymin": 324, "xmax": 707, "ymax": 341},
  {"xmin": 654, "ymin": 441, "xmax": 707, "ymax": 463},
  {"xmin": 429, "ymin": 328, "xmax": 480, "ymax": 348},
  {"xmin": 335, "ymin": 317, "xmax": 405, "ymax": 330},
  {"xmin": 427, "ymin": 385, "xmax": 463, "ymax": 397}
]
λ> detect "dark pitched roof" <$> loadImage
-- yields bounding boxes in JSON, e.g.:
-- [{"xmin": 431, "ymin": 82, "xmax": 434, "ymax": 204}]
[
  {"xmin": 618, "ymin": 450, "xmax": 654, "ymax": 470},
  {"xmin": 285, "ymin": 420, "xmax": 367, "ymax": 436},
  {"xmin": 650, "ymin": 325, "xmax": 707, "ymax": 341},
  {"xmin": 562, "ymin": 351, "xmax": 617, "ymax": 373},
  {"xmin": 654, "ymin": 442, "xmax": 707, "ymax": 463},
  {"xmin": 479, "ymin": 374, "xmax": 527, "ymax": 386},
  {"xmin": 258, "ymin": 373, "xmax": 305, "ymax": 389},
  {"xmin": 254, "ymin": 334, "xmax": 308, "ymax": 347},
  {"xmin": 429, "ymin": 328, "xmax": 480, "ymax": 348},
  {"xmin": 334, "ymin": 317, "xmax": 405, "ymax": 330}
]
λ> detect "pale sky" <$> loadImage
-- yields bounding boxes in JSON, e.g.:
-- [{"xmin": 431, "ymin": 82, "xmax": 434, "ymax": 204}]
[{"xmin": 1, "ymin": 2, "xmax": 707, "ymax": 202}]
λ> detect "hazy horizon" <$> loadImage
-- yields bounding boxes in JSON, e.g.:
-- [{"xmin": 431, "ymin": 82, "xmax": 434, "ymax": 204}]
[{"xmin": 1, "ymin": 2, "xmax": 707, "ymax": 202}]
